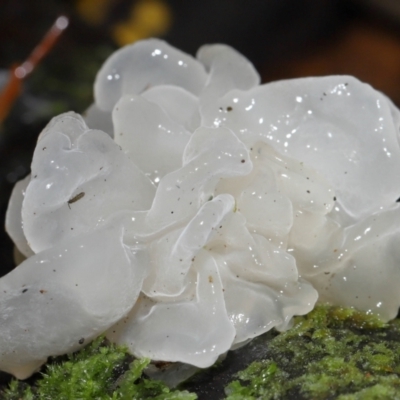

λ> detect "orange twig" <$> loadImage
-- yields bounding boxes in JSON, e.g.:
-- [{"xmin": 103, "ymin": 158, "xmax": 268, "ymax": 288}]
[{"xmin": 0, "ymin": 15, "xmax": 69, "ymax": 123}]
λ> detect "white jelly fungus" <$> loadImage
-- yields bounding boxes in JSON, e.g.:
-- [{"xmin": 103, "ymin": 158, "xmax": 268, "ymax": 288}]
[{"xmin": 2, "ymin": 39, "xmax": 400, "ymax": 379}]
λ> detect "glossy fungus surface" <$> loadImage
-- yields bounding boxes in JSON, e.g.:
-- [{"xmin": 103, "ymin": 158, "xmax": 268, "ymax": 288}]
[{"xmin": 2, "ymin": 39, "xmax": 400, "ymax": 379}]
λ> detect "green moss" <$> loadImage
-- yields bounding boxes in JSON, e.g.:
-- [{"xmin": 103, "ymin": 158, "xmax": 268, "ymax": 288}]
[
  {"xmin": 225, "ymin": 305, "xmax": 400, "ymax": 399},
  {"xmin": 1, "ymin": 336, "xmax": 196, "ymax": 400},
  {"xmin": 3, "ymin": 305, "xmax": 400, "ymax": 399}
]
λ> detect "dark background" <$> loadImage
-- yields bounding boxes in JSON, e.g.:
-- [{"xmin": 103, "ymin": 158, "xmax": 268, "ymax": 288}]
[{"xmin": 1, "ymin": 0, "xmax": 400, "ymax": 278}]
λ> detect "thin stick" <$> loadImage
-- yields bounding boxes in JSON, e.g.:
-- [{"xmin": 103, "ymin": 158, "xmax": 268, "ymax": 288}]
[{"xmin": 0, "ymin": 15, "xmax": 69, "ymax": 123}]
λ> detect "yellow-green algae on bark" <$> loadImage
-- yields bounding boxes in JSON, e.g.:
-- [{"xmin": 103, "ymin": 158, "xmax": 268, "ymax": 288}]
[
  {"xmin": 3, "ymin": 305, "xmax": 400, "ymax": 399},
  {"xmin": 225, "ymin": 305, "xmax": 400, "ymax": 400}
]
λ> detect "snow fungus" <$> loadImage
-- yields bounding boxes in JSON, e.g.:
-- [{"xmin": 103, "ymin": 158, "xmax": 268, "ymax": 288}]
[{"xmin": 2, "ymin": 39, "xmax": 400, "ymax": 379}]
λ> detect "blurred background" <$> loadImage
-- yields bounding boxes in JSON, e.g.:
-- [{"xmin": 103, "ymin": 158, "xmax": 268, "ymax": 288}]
[{"xmin": 1, "ymin": 0, "xmax": 400, "ymax": 277}]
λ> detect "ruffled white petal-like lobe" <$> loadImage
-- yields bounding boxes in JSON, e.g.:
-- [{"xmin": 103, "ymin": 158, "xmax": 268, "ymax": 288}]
[
  {"xmin": 220, "ymin": 266, "xmax": 316, "ymax": 344},
  {"xmin": 288, "ymin": 211, "xmax": 343, "ymax": 279},
  {"xmin": 202, "ymin": 76, "xmax": 400, "ymax": 221},
  {"xmin": 141, "ymin": 126, "xmax": 251, "ymax": 233},
  {"xmin": 197, "ymin": 44, "xmax": 260, "ymax": 104},
  {"xmin": 113, "ymin": 94, "xmax": 191, "ymax": 183},
  {"xmin": 216, "ymin": 141, "xmax": 334, "ymax": 247},
  {"xmin": 205, "ymin": 211, "xmax": 317, "ymax": 344},
  {"xmin": 207, "ymin": 212, "xmax": 297, "ymax": 286},
  {"xmin": 5, "ymin": 175, "xmax": 34, "ymax": 257},
  {"xmin": 238, "ymin": 189, "xmax": 292, "ymax": 239},
  {"xmin": 312, "ymin": 205, "xmax": 400, "ymax": 321},
  {"xmin": 38, "ymin": 112, "xmax": 87, "ymax": 145},
  {"xmin": 0, "ymin": 225, "xmax": 146, "ymax": 379},
  {"xmin": 95, "ymin": 38, "xmax": 207, "ymax": 112},
  {"xmin": 22, "ymin": 113, "xmax": 155, "ymax": 253},
  {"xmin": 143, "ymin": 194, "xmax": 235, "ymax": 298},
  {"xmin": 107, "ymin": 251, "xmax": 235, "ymax": 368},
  {"xmin": 142, "ymin": 85, "xmax": 201, "ymax": 132}
]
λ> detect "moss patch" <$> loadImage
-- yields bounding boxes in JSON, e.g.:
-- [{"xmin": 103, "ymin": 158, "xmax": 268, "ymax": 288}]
[
  {"xmin": 1, "ymin": 336, "xmax": 196, "ymax": 400},
  {"xmin": 225, "ymin": 305, "xmax": 400, "ymax": 400},
  {"xmin": 3, "ymin": 305, "xmax": 400, "ymax": 399}
]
